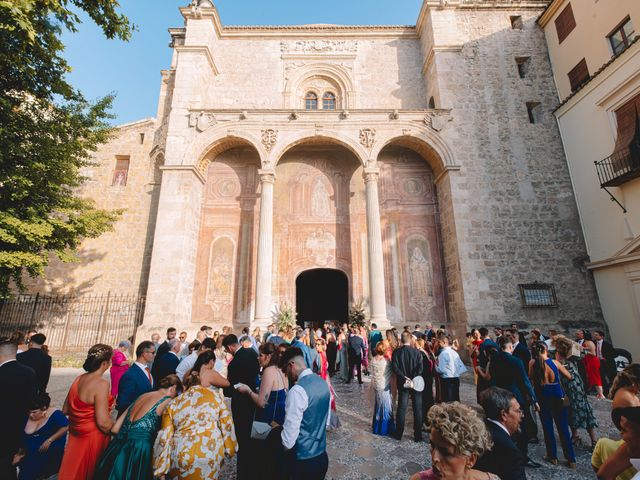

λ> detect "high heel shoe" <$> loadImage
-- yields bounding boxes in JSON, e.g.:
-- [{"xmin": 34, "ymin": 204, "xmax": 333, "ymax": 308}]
[{"xmin": 544, "ymin": 456, "xmax": 558, "ymax": 465}]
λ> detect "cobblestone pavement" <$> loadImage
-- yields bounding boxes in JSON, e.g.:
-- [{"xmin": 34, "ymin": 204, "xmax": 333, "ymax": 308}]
[{"xmin": 50, "ymin": 368, "xmax": 617, "ymax": 479}]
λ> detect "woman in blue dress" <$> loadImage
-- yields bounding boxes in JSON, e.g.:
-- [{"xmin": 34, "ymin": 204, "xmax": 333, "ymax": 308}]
[
  {"xmin": 529, "ymin": 341, "xmax": 577, "ymax": 468},
  {"xmin": 237, "ymin": 342, "xmax": 288, "ymax": 479},
  {"xmin": 18, "ymin": 392, "xmax": 68, "ymax": 480},
  {"xmin": 370, "ymin": 342, "xmax": 395, "ymax": 436}
]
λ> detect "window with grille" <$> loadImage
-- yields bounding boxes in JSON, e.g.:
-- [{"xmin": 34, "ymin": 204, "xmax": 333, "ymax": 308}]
[
  {"xmin": 112, "ymin": 156, "xmax": 130, "ymax": 187},
  {"xmin": 305, "ymin": 92, "xmax": 318, "ymax": 110},
  {"xmin": 322, "ymin": 92, "xmax": 336, "ymax": 110},
  {"xmin": 554, "ymin": 3, "xmax": 576, "ymax": 44},
  {"xmin": 519, "ymin": 283, "xmax": 557, "ymax": 307},
  {"xmin": 608, "ymin": 17, "xmax": 635, "ymax": 56},
  {"xmin": 567, "ymin": 58, "xmax": 589, "ymax": 92}
]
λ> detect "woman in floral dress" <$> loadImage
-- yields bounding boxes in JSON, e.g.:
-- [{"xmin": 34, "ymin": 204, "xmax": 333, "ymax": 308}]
[
  {"xmin": 555, "ymin": 335, "xmax": 598, "ymax": 449},
  {"xmin": 153, "ymin": 351, "xmax": 236, "ymax": 480}
]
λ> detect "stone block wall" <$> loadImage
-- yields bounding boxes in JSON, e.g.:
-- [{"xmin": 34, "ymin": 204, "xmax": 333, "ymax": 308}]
[{"xmin": 423, "ymin": 5, "xmax": 603, "ymax": 330}]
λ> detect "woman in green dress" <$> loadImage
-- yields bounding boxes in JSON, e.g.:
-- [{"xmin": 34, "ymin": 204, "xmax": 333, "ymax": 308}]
[{"xmin": 95, "ymin": 374, "xmax": 183, "ymax": 480}]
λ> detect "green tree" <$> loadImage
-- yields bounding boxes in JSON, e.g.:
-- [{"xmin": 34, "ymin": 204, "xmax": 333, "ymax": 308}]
[{"xmin": 0, "ymin": 1, "xmax": 134, "ymax": 297}]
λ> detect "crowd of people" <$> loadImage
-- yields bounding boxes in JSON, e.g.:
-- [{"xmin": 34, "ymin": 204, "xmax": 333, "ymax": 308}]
[{"xmin": 0, "ymin": 322, "xmax": 638, "ymax": 479}]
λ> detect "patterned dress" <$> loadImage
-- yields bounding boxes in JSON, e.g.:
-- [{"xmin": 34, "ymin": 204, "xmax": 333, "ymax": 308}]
[
  {"xmin": 153, "ymin": 385, "xmax": 237, "ymax": 479},
  {"xmin": 560, "ymin": 360, "xmax": 598, "ymax": 430}
]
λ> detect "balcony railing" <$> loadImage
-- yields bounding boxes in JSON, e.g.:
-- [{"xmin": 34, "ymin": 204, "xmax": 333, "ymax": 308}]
[{"xmin": 595, "ymin": 147, "xmax": 640, "ymax": 187}]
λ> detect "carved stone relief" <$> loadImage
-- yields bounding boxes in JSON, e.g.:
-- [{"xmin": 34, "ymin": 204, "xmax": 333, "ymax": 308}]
[
  {"xmin": 359, "ymin": 128, "xmax": 376, "ymax": 149},
  {"xmin": 424, "ymin": 111, "xmax": 453, "ymax": 132},
  {"xmin": 407, "ymin": 236, "xmax": 434, "ymax": 317},
  {"xmin": 206, "ymin": 237, "xmax": 234, "ymax": 314},
  {"xmin": 306, "ymin": 229, "xmax": 336, "ymax": 266},
  {"xmin": 261, "ymin": 129, "xmax": 278, "ymax": 151},
  {"xmin": 189, "ymin": 111, "xmax": 217, "ymax": 132},
  {"xmin": 280, "ymin": 40, "xmax": 358, "ymax": 54}
]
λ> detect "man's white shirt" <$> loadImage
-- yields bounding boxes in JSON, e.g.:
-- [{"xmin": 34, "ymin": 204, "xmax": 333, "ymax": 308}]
[{"xmin": 281, "ymin": 369, "xmax": 330, "ymax": 450}]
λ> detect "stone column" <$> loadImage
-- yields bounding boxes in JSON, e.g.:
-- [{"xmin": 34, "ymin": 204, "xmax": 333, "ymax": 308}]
[
  {"xmin": 363, "ymin": 167, "xmax": 390, "ymax": 328},
  {"xmin": 140, "ymin": 166, "xmax": 205, "ymax": 338},
  {"xmin": 253, "ymin": 170, "xmax": 276, "ymax": 327}
]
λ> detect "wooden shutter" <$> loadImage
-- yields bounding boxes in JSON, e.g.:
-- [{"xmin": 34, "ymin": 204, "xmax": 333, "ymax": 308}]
[
  {"xmin": 567, "ymin": 58, "xmax": 589, "ymax": 92},
  {"xmin": 555, "ymin": 3, "xmax": 576, "ymax": 44},
  {"xmin": 614, "ymin": 95, "xmax": 640, "ymax": 153}
]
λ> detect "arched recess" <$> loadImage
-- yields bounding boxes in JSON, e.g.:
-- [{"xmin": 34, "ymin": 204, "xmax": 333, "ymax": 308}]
[
  {"xmin": 191, "ymin": 129, "xmax": 266, "ymax": 174},
  {"xmin": 271, "ymin": 132, "xmax": 368, "ymax": 168},
  {"xmin": 283, "ymin": 63, "xmax": 356, "ymax": 109},
  {"xmin": 295, "ymin": 268, "xmax": 349, "ymax": 327},
  {"xmin": 372, "ymin": 129, "xmax": 458, "ymax": 177}
]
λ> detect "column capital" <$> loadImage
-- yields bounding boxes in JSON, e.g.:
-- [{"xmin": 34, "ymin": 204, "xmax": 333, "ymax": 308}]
[
  {"xmin": 363, "ymin": 167, "xmax": 380, "ymax": 183},
  {"xmin": 258, "ymin": 169, "xmax": 276, "ymax": 184}
]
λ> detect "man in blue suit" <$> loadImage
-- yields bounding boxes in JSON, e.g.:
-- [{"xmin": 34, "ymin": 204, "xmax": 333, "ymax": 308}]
[
  {"xmin": 291, "ymin": 328, "xmax": 313, "ymax": 369},
  {"xmin": 152, "ymin": 339, "xmax": 181, "ymax": 386},
  {"xmin": 116, "ymin": 340, "xmax": 155, "ymax": 415},
  {"xmin": 490, "ymin": 335, "xmax": 540, "ymax": 468},
  {"xmin": 476, "ymin": 387, "xmax": 527, "ymax": 480}
]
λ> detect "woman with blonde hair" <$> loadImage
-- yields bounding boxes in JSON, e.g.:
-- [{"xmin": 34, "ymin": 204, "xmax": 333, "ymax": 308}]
[
  {"xmin": 411, "ymin": 402, "xmax": 497, "ymax": 479},
  {"xmin": 370, "ymin": 342, "xmax": 395, "ymax": 436},
  {"xmin": 554, "ymin": 335, "xmax": 598, "ymax": 448}
]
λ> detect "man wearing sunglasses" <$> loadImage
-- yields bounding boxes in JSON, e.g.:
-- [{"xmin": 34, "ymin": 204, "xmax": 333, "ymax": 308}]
[{"xmin": 277, "ymin": 347, "xmax": 330, "ymax": 480}]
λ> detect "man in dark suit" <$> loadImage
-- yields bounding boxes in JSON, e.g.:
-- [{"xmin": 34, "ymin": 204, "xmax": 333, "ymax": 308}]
[
  {"xmin": 477, "ymin": 327, "xmax": 498, "ymax": 401},
  {"xmin": 476, "ymin": 387, "xmax": 527, "ymax": 480},
  {"xmin": 17, "ymin": 333, "xmax": 51, "ymax": 394},
  {"xmin": 508, "ymin": 329, "xmax": 531, "ymax": 366},
  {"xmin": 152, "ymin": 339, "xmax": 181, "ymax": 385},
  {"xmin": 347, "ymin": 327, "xmax": 365, "ymax": 384},
  {"xmin": 153, "ymin": 327, "xmax": 177, "ymax": 366},
  {"xmin": 116, "ymin": 340, "xmax": 155, "ymax": 415},
  {"xmin": 506, "ymin": 330, "xmax": 537, "ymax": 444},
  {"xmin": 593, "ymin": 330, "xmax": 616, "ymax": 395},
  {"xmin": 490, "ymin": 336, "xmax": 540, "ymax": 467},
  {"xmin": 0, "ymin": 337, "xmax": 37, "ymax": 479},
  {"xmin": 223, "ymin": 334, "xmax": 260, "ymax": 480},
  {"xmin": 391, "ymin": 331, "xmax": 425, "ymax": 442}
]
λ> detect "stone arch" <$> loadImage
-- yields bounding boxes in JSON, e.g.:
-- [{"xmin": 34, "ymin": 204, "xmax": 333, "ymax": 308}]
[
  {"xmin": 271, "ymin": 132, "xmax": 367, "ymax": 167},
  {"xmin": 192, "ymin": 129, "xmax": 266, "ymax": 174},
  {"xmin": 149, "ymin": 150, "xmax": 165, "ymax": 185},
  {"xmin": 372, "ymin": 129, "xmax": 458, "ymax": 177},
  {"xmin": 284, "ymin": 63, "xmax": 356, "ymax": 109}
]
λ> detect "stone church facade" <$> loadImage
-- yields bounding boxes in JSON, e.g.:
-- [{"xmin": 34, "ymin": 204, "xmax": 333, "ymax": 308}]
[{"xmin": 27, "ymin": 0, "xmax": 605, "ymax": 338}]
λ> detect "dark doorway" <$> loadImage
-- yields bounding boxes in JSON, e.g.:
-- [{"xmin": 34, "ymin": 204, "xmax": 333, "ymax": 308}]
[{"xmin": 295, "ymin": 269, "xmax": 348, "ymax": 328}]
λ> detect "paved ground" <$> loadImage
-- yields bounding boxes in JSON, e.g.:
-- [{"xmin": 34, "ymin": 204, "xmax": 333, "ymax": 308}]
[{"xmin": 50, "ymin": 368, "xmax": 618, "ymax": 479}]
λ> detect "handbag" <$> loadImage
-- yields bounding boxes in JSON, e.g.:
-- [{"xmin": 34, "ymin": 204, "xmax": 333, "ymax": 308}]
[{"xmin": 250, "ymin": 376, "xmax": 283, "ymax": 441}]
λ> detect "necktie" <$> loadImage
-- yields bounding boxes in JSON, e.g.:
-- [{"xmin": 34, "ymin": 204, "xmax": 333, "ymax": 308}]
[
  {"xmin": 597, "ymin": 342, "xmax": 602, "ymax": 359},
  {"xmin": 145, "ymin": 367, "xmax": 153, "ymax": 385}
]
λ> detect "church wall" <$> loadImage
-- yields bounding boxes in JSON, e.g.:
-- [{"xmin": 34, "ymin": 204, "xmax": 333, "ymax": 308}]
[
  {"xmin": 23, "ymin": 120, "xmax": 160, "ymax": 296},
  {"xmin": 424, "ymin": 6, "xmax": 603, "ymax": 330}
]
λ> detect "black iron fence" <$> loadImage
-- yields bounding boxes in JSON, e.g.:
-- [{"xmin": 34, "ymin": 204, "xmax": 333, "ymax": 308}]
[{"xmin": 0, "ymin": 293, "xmax": 145, "ymax": 357}]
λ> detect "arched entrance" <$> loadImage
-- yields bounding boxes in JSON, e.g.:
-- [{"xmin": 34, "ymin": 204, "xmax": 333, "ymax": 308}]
[{"xmin": 295, "ymin": 269, "xmax": 348, "ymax": 328}]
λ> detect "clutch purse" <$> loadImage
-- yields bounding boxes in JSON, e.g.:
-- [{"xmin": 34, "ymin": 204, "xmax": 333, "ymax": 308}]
[{"xmin": 250, "ymin": 420, "xmax": 272, "ymax": 440}]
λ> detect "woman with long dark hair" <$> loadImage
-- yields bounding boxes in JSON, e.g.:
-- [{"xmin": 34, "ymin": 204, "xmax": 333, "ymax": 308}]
[
  {"xmin": 59, "ymin": 344, "xmax": 114, "ymax": 479},
  {"xmin": 528, "ymin": 341, "xmax": 576, "ymax": 467}
]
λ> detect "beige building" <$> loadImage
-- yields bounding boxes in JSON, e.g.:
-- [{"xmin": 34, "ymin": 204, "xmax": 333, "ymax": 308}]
[
  {"xmin": 539, "ymin": 0, "xmax": 640, "ymax": 359},
  {"xmin": 25, "ymin": 0, "xmax": 604, "ymax": 341}
]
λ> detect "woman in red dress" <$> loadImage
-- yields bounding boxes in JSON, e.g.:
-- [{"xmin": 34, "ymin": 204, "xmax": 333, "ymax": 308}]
[
  {"xmin": 58, "ymin": 344, "xmax": 114, "ymax": 480},
  {"xmin": 582, "ymin": 338, "xmax": 605, "ymax": 398}
]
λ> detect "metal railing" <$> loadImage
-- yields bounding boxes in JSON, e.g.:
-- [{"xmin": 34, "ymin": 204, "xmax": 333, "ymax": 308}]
[
  {"xmin": 595, "ymin": 147, "xmax": 640, "ymax": 187},
  {"xmin": 0, "ymin": 293, "xmax": 145, "ymax": 357}
]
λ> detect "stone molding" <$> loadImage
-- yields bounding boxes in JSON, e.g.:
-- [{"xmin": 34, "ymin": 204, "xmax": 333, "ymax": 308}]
[
  {"xmin": 159, "ymin": 164, "xmax": 206, "ymax": 184},
  {"xmin": 174, "ymin": 45, "xmax": 219, "ymax": 75}
]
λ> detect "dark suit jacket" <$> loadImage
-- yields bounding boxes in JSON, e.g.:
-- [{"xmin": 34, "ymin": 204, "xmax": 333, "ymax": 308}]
[
  {"xmin": 475, "ymin": 420, "xmax": 526, "ymax": 480},
  {"xmin": 601, "ymin": 340, "xmax": 617, "ymax": 374},
  {"xmin": 391, "ymin": 345, "xmax": 424, "ymax": 386},
  {"xmin": 512, "ymin": 342, "xmax": 531, "ymax": 367},
  {"xmin": 17, "ymin": 348, "xmax": 51, "ymax": 394},
  {"xmin": 116, "ymin": 364, "xmax": 152, "ymax": 414},
  {"xmin": 0, "ymin": 360, "xmax": 37, "ymax": 458},
  {"xmin": 153, "ymin": 352, "xmax": 180, "ymax": 385},
  {"xmin": 490, "ymin": 351, "xmax": 536, "ymax": 407},
  {"xmin": 347, "ymin": 334, "xmax": 365, "ymax": 358},
  {"xmin": 224, "ymin": 347, "xmax": 260, "ymax": 443}
]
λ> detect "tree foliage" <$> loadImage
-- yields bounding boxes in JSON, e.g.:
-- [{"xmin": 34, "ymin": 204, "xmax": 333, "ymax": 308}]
[{"xmin": 0, "ymin": 1, "xmax": 134, "ymax": 297}]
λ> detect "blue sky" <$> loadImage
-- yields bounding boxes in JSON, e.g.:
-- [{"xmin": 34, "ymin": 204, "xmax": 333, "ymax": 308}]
[{"xmin": 61, "ymin": 0, "xmax": 423, "ymax": 124}]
